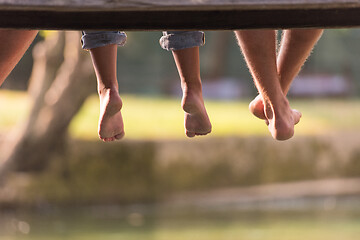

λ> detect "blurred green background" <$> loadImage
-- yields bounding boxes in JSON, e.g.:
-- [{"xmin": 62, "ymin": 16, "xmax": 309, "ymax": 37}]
[{"xmin": 1, "ymin": 30, "xmax": 360, "ymax": 240}]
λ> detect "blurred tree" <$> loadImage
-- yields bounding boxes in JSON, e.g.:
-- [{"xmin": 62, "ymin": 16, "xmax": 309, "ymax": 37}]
[
  {"xmin": 205, "ymin": 31, "xmax": 232, "ymax": 81},
  {"xmin": 0, "ymin": 31, "xmax": 96, "ymax": 175}
]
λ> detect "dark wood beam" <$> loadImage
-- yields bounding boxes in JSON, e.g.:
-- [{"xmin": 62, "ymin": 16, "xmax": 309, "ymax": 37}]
[{"xmin": 0, "ymin": 0, "xmax": 360, "ymax": 30}]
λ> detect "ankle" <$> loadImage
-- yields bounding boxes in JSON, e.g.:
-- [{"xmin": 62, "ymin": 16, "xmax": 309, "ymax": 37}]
[
  {"xmin": 182, "ymin": 85, "xmax": 203, "ymax": 102},
  {"xmin": 98, "ymin": 84, "xmax": 118, "ymax": 96},
  {"xmin": 264, "ymin": 94, "xmax": 290, "ymax": 116},
  {"xmin": 273, "ymin": 92, "xmax": 289, "ymax": 105},
  {"xmin": 181, "ymin": 78, "xmax": 202, "ymax": 93}
]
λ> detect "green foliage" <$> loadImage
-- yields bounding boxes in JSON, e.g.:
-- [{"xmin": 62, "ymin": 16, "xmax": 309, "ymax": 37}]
[
  {"xmin": 5, "ymin": 29, "xmax": 360, "ymax": 94},
  {"xmin": 2, "ymin": 91, "xmax": 360, "ymax": 206},
  {"xmin": 27, "ymin": 140, "xmax": 158, "ymax": 205},
  {"xmin": 18, "ymin": 134, "xmax": 360, "ymax": 206},
  {"xmin": 306, "ymin": 29, "xmax": 360, "ymax": 91}
]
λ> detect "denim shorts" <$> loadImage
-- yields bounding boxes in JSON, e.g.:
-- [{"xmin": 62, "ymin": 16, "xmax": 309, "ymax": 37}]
[
  {"xmin": 81, "ymin": 31, "xmax": 205, "ymax": 51},
  {"xmin": 81, "ymin": 31, "xmax": 127, "ymax": 50}
]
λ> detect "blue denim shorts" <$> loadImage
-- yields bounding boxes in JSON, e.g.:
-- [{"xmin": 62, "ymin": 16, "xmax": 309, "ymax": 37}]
[
  {"xmin": 159, "ymin": 31, "xmax": 205, "ymax": 51},
  {"xmin": 81, "ymin": 31, "xmax": 127, "ymax": 50},
  {"xmin": 81, "ymin": 31, "xmax": 205, "ymax": 51}
]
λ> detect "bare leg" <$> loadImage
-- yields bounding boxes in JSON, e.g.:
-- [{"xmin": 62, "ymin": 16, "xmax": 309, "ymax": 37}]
[
  {"xmin": 235, "ymin": 30, "xmax": 301, "ymax": 140},
  {"xmin": 0, "ymin": 29, "xmax": 38, "ymax": 85},
  {"xmin": 172, "ymin": 47, "xmax": 212, "ymax": 137},
  {"xmin": 250, "ymin": 29, "xmax": 323, "ymax": 119},
  {"xmin": 89, "ymin": 44, "xmax": 124, "ymax": 141}
]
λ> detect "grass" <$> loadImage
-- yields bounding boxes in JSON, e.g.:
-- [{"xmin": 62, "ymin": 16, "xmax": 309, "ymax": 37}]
[
  {"xmin": 69, "ymin": 94, "xmax": 267, "ymax": 140},
  {"xmin": 2, "ymin": 90, "xmax": 360, "ymax": 140},
  {"xmin": 0, "ymin": 90, "xmax": 30, "ymax": 129}
]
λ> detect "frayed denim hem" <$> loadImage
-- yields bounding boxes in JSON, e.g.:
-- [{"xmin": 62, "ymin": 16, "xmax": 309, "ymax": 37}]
[
  {"xmin": 159, "ymin": 31, "xmax": 205, "ymax": 51},
  {"xmin": 81, "ymin": 31, "xmax": 127, "ymax": 50}
]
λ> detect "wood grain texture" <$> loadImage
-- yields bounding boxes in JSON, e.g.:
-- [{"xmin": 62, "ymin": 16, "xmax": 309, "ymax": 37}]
[
  {"xmin": 1, "ymin": 0, "xmax": 359, "ymax": 11},
  {"xmin": 0, "ymin": 0, "xmax": 359, "ymax": 29}
]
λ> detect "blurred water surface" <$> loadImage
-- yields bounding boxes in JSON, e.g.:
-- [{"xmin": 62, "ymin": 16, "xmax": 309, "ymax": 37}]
[{"xmin": 1, "ymin": 207, "xmax": 360, "ymax": 240}]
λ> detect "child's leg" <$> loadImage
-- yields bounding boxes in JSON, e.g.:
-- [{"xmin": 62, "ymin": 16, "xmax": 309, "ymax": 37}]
[
  {"xmin": 249, "ymin": 29, "xmax": 323, "ymax": 120},
  {"xmin": 172, "ymin": 47, "xmax": 211, "ymax": 137},
  {"xmin": 0, "ymin": 29, "xmax": 38, "ymax": 86},
  {"xmin": 235, "ymin": 30, "xmax": 301, "ymax": 140},
  {"xmin": 160, "ymin": 31, "xmax": 211, "ymax": 137},
  {"xmin": 89, "ymin": 44, "xmax": 124, "ymax": 142},
  {"xmin": 82, "ymin": 31, "xmax": 127, "ymax": 141}
]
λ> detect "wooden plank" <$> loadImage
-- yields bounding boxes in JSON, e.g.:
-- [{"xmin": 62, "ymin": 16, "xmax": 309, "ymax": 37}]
[
  {"xmin": 1, "ymin": 0, "xmax": 360, "ymax": 11},
  {"xmin": 0, "ymin": 0, "xmax": 360, "ymax": 30}
]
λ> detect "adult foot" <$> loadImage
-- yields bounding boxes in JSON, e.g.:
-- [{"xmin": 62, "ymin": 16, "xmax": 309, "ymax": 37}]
[
  {"xmin": 249, "ymin": 94, "xmax": 267, "ymax": 120},
  {"xmin": 182, "ymin": 90, "xmax": 212, "ymax": 138},
  {"xmin": 98, "ymin": 88, "xmax": 125, "ymax": 142},
  {"xmin": 250, "ymin": 94, "xmax": 301, "ymax": 125},
  {"xmin": 264, "ymin": 97, "xmax": 302, "ymax": 141}
]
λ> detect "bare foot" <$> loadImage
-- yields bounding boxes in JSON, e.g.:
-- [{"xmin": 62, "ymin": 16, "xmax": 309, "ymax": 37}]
[
  {"xmin": 250, "ymin": 94, "xmax": 301, "ymax": 124},
  {"xmin": 249, "ymin": 95, "xmax": 267, "ymax": 120},
  {"xmin": 98, "ymin": 88, "xmax": 125, "ymax": 142},
  {"xmin": 264, "ymin": 98, "xmax": 302, "ymax": 141},
  {"xmin": 182, "ymin": 91, "xmax": 212, "ymax": 138}
]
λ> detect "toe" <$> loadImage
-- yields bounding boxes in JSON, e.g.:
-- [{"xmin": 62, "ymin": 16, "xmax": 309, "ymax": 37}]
[
  {"xmin": 292, "ymin": 109, "xmax": 302, "ymax": 125},
  {"xmin": 197, "ymin": 131, "xmax": 210, "ymax": 136},
  {"xmin": 186, "ymin": 131, "xmax": 196, "ymax": 138},
  {"xmin": 249, "ymin": 96, "xmax": 267, "ymax": 120},
  {"xmin": 115, "ymin": 132, "xmax": 125, "ymax": 140}
]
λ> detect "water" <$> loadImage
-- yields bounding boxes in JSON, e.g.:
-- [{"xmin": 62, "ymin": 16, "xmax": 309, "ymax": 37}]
[{"xmin": 1, "ymin": 205, "xmax": 360, "ymax": 240}]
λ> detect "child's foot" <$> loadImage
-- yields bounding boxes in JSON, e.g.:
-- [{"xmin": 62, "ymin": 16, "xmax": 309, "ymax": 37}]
[
  {"xmin": 98, "ymin": 88, "xmax": 125, "ymax": 142},
  {"xmin": 263, "ymin": 97, "xmax": 302, "ymax": 141},
  {"xmin": 182, "ymin": 90, "xmax": 212, "ymax": 138}
]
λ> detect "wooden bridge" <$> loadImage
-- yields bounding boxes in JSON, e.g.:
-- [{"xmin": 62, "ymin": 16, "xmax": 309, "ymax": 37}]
[{"xmin": 0, "ymin": 0, "xmax": 360, "ymax": 30}]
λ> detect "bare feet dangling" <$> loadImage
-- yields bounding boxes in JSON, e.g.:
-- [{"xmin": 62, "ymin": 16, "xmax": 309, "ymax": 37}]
[
  {"xmin": 182, "ymin": 90, "xmax": 212, "ymax": 138},
  {"xmin": 263, "ymin": 96, "xmax": 302, "ymax": 141},
  {"xmin": 98, "ymin": 88, "xmax": 125, "ymax": 142}
]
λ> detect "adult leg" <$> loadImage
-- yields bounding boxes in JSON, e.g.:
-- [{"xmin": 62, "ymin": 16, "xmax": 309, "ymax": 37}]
[
  {"xmin": 250, "ymin": 29, "xmax": 323, "ymax": 119},
  {"xmin": 235, "ymin": 30, "xmax": 301, "ymax": 140},
  {"xmin": 0, "ymin": 29, "xmax": 38, "ymax": 85},
  {"xmin": 172, "ymin": 47, "xmax": 212, "ymax": 137},
  {"xmin": 278, "ymin": 29, "xmax": 324, "ymax": 92}
]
